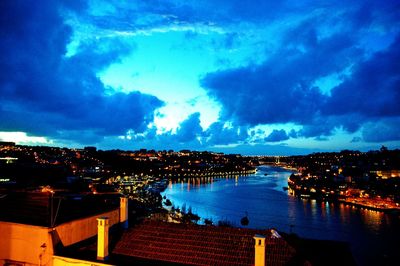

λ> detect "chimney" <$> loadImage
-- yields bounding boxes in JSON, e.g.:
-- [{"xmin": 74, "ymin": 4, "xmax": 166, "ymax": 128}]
[
  {"xmin": 120, "ymin": 197, "xmax": 128, "ymax": 229},
  {"xmin": 97, "ymin": 217, "xmax": 109, "ymax": 261},
  {"xmin": 254, "ymin": 234, "xmax": 266, "ymax": 266}
]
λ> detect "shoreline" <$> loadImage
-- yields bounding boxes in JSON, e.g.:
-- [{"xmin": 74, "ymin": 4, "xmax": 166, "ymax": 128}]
[
  {"xmin": 288, "ymin": 186, "xmax": 400, "ymax": 214},
  {"xmin": 338, "ymin": 198, "xmax": 400, "ymax": 214}
]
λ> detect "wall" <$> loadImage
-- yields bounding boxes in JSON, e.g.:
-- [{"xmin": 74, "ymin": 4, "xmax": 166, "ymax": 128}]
[
  {"xmin": 52, "ymin": 256, "xmax": 114, "ymax": 266},
  {"xmin": 0, "ymin": 208, "xmax": 120, "ymax": 266},
  {"xmin": 0, "ymin": 221, "xmax": 53, "ymax": 266},
  {"xmin": 55, "ymin": 209, "xmax": 119, "ymax": 247}
]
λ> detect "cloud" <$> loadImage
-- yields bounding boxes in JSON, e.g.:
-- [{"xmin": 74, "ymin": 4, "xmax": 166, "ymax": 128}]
[
  {"xmin": 361, "ymin": 118, "xmax": 400, "ymax": 143},
  {"xmin": 351, "ymin": 137, "xmax": 362, "ymax": 143},
  {"xmin": 175, "ymin": 112, "xmax": 203, "ymax": 142},
  {"xmin": 1, "ymin": 0, "xmax": 399, "ymax": 153},
  {"xmin": 201, "ymin": 31, "xmax": 358, "ymax": 126},
  {"xmin": 324, "ymin": 35, "xmax": 400, "ymax": 118},
  {"xmin": 0, "ymin": 0, "xmax": 163, "ymax": 143},
  {"xmin": 201, "ymin": 1, "xmax": 400, "ymax": 143},
  {"xmin": 65, "ymin": 0, "xmax": 226, "ymax": 42},
  {"xmin": 111, "ymin": 116, "xmax": 250, "ymax": 150},
  {"xmin": 87, "ymin": 0, "xmax": 400, "ymax": 147},
  {"xmin": 204, "ymin": 122, "xmax": 248, "ymax": 145},
  {"xmin": 265, "ymin": 129, "xmax": 289, "ymax": 142}
]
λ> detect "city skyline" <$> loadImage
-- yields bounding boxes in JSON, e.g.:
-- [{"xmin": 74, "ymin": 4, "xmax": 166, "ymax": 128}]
[{"xmin": 1, "ymin": 0, "xmax": 400, "ymax": 155}]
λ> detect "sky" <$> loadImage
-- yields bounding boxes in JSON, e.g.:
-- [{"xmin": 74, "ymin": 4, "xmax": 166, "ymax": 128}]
[{"xmin": 0, "ymin": 0, "xmax": 399, "ymax": 155}]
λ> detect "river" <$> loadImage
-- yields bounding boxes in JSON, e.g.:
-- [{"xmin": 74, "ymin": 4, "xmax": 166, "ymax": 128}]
[{"xmin": 161, "ymin": 165, "xmax": 400, "ymax": 266}]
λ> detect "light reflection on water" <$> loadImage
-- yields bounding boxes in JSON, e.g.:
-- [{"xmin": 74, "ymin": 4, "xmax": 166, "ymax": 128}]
[
  {"xmin": 359, "ymin": 207, "xmax": 385, "ymax": 233},
  {"xmin": 162, "ymin": 165, "xmax": 400, "ymax": 266}
]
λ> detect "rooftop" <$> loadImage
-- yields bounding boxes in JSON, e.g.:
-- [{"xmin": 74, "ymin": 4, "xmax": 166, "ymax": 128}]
[{"xmin": 113, "ymin": 221, "xmax": 296, "ymax": 266}]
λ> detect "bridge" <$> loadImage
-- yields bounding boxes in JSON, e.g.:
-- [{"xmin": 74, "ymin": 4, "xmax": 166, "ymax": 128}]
[{"xmin": 0, "ymin": 157, "xmax": 18, "ymax": 164}]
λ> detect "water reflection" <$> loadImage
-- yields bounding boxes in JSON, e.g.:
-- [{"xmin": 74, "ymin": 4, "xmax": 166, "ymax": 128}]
[
  {"xmin": 360, "ymin": 208, "xmax": 384, "ymax": 234},
  {"xmin": 168, "ymin": 176, "xmax": 220, "ymax": 186},
  {"xmin": 338, "ymin": 203, "xmax": 352, "ymax": 225},
  {"xmin": 310, "ymin": 199, "xmax": 317, "ymax": 217},
  {"xmin": 162, "ymin": 166, "xmax": 400, "ymax": 266}
]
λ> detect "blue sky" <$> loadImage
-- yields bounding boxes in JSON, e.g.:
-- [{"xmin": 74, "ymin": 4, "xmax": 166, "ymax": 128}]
[{"xmin": 0, "ymin": 0, "xmax": 399, "ymax": 155}]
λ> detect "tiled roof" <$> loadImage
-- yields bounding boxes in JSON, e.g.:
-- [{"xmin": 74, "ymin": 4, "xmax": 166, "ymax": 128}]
[{"xmin": 113, "ymin": 221, "xmax": 296, "ymax": 266}]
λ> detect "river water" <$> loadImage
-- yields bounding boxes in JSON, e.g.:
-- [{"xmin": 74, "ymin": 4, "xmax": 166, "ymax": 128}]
[{"xmin": 161, "ymin": 165, "xmax": 400, "ymax": 265}]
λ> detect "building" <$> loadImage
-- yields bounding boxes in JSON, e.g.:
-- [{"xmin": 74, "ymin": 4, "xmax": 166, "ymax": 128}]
[
  {"xmin": 0, "ymin": 190, "xmax": 126, "ymax": 266},
  {"xmin": 0, "ymin": 191, "xmax": 355, "ymax": 266}
]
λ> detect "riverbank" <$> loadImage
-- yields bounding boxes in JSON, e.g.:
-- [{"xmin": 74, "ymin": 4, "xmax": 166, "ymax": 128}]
[
  {"xmin": 165, "ymin": 169, "xmax": 257, "ymax": 179},
  {"xmin": 160, "ymin": 166, "xmax": 400, "ymax": 266},
  {"xmin": 287, "ymin": 173, "xmax": 400, "ymax": 214},
  {"xmin": 160, "ymin": 175, "xmax": 246, "ymax": 226},
  {"xmin": 288, "ymin": 187, "xmax": 400, "ymax": 214},
  {"xmin": 338, "ymin": 197, "xmax": 400, "ymax": 214}
]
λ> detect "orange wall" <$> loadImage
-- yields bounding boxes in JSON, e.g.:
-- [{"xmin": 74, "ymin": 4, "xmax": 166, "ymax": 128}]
[
  {"xmin": 0, "ymin": 222, "xmax": 53, "ymax": 265},
  {"xmin": 0, "ymin": 208, "xmax": 120, "ymax": 266},
  {"xmin": 55, "ymin": 209, "xmax": 119, "ymax": 247}
]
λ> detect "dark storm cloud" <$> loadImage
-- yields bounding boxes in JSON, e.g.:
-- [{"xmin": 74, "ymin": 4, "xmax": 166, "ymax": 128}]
[
  {"xmin": 202, "ymin": 31, "xmax": 358, "ymax": 125},
  {"xmin": 91, "ymin": 0, "xmax": 400, "ymax": 147},
  {"xmin": 312, "ymin": 34, "xmax": 400, "ymax": 141},
  {"xmin": 324, "ymin": 36, "xmax": 400, "ymax": 118},
  {"xmin": 2, "ymin": 0, "xmax": 400, "ymax": 150},
  {"xmin": 122, "ymin": 115, "xmax": 249, "ymax": 150},
  {"xmin": 127, "ymin": 0, "xmax": 400, "ymax": 30},
  {"xmin": 295, "ymin": 114, "xmax": 364, "ymax": 139},
  {"xmin": 198, "ymin": 0, "xmax": 286, "ymax": 22},
  {"xmin": 265, "ymin": 130, "xmax": 289, "ymax": 142},
  {"xmin": 175, "ymin": 113, "xmax": 203, "ymax": 143},
  {"xmin": 120, "ymin": 116, "xmax": 206, "ymax": 151},
  {"xmin": 125, "ymin": 115, "xmax": 250, "ymax": 150},
  {"xmin": 0, "ymin": 0, "xmax": 163, "ymax": 143},
  {"xmin": 361, "ymin": 118, "xmax": 400, "ymax": 143},
  {"xmin": 92, "ymin": 0, "xmax": 289, "ymax": 35},
  {"xmin": 204, "ymin": 122, "xmax": 248, "ymax": 145},
  {"xmin": 201, "ymin": 1, "xmax": 400, "ymax": 143}
]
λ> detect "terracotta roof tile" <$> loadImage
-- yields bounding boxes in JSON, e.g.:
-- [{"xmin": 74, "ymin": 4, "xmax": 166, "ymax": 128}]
[{"xmin": 113, "ymin": 221, "xmax": 296, "ymax": 266}]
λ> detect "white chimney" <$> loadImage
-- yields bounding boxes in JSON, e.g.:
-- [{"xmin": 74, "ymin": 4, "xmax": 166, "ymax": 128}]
[
  {"xmin": 120, "ymin": 197, "xmax": 128, "ymax": 229},
  {"xmin": 254, "ymin": 234, "xmax": 266, "ymax": 266},
  {"xmin": 97, "ymin": 217, "xmax": 109, "ymax": 261}
]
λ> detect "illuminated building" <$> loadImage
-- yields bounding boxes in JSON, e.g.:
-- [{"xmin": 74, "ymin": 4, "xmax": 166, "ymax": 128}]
[{"xmin": 0, "ymin": 191, "xmax": 127, "ymax": 266}]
